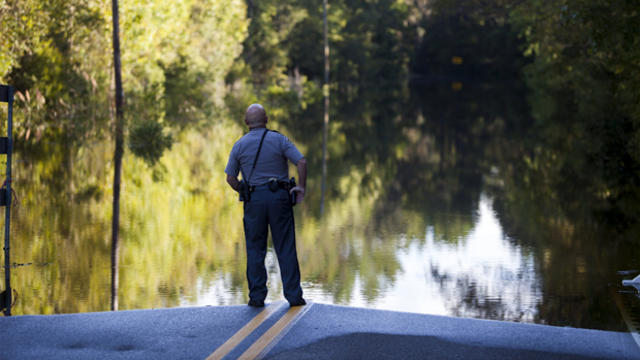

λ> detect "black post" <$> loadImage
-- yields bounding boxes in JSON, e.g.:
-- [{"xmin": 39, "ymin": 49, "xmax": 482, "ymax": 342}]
[
  {"xmin": 1, "ymin": 85, "xmax": 13, "ymax": 316},
  {"xmin": 110, "ymin": 0, "xmax": 124, "ymax": 311}
]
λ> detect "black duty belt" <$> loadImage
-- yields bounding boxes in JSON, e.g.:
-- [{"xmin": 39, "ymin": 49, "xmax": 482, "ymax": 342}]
[{"xmin": 253, "ymin": 179, "xmax": 291, "ymax": 192}]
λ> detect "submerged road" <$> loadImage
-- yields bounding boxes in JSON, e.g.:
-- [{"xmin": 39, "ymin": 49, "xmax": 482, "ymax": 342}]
[{"xmin": 1, "ymin": 302, "xmax": 639, "ymax": 359}]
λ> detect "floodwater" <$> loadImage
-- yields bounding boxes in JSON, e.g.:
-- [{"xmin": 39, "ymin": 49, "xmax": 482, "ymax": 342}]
[{"xmin": 2, "ymin": 80, "xmax": 639, "ymax": 333}]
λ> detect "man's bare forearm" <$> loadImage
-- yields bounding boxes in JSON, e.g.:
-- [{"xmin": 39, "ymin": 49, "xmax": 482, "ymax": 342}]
[
  {"xmin": 227, "ymin": 174, "xmax": 240, "ymax": 191},
  {"xmin": 297, "ymin": 158, "xmax": 307, "ymax": 190}
]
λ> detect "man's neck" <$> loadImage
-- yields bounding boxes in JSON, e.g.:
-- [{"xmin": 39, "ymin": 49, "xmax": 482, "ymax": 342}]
[{"xmin": 249, "ymin": 125, "xmax": 267, "ymax": 131}]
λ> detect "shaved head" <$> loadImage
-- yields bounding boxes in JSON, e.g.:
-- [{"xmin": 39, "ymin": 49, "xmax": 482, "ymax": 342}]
[{"xmin": 245, "ymin": 103, "xmax": 268, "ymax": 128}]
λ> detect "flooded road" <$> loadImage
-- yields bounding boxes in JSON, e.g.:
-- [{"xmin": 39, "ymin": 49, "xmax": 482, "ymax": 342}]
[{"xmin": 4, "ymin": 93, "xmax": 638, "ymax": 332}]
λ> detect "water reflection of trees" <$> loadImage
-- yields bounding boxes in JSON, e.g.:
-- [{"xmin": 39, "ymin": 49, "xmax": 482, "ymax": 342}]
[
  {"xmin": 410, "ymin": 9, "xmax": 637, "ymax": 330},
  {"xmin": 450, "ymin": 276, "xmax": 519, "ymax": 322},
  {"xmin": 8, "ymin": 124, "xmax": 249, "ymax": 314},
  {"xmin": 6, "ymin": 80, "xmax": 636, "ymax": 330},
  {"xmin": 293, "ymin": 0, "xmax": 639, "ymax": 330}
]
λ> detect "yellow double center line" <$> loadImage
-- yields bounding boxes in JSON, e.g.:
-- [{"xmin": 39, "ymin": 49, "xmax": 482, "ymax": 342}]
[{"xmin": 206, "ymin": 302, "xmax": 312, "ymax": 360}]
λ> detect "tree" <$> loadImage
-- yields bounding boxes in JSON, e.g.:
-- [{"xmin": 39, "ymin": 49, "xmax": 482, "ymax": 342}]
[{"xmin": 110, "ymin": 0, "xmax": 124, "ymax": 311}]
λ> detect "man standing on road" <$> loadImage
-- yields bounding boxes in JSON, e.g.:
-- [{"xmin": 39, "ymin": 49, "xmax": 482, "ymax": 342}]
[{"xmin": 225, "ymin": 104, "xmax": 307, "ymax": 307}]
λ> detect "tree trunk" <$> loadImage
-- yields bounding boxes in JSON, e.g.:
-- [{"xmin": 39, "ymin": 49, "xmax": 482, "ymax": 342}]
[
  {"xmin": 110, "ymin": 0, "xmax": 124, "ymax": 312},
  {"xmin": 320, "ymin": 0, "xmax": 329, "ymax": 216}
]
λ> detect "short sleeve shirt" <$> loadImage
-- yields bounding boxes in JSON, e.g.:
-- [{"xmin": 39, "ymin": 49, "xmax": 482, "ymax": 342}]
[{"xmin": 225, "ymin": 128, "xmax": 304, "ymax": 186}]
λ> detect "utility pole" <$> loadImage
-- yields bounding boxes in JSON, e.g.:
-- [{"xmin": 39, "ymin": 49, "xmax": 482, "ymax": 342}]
[
  {"xmin": 110, "ymin": 0, "xmax": 124, "ymax": 311},
  {"xmin": 320, "ymin": 0, "xmax": 329, "ymax": 216}
]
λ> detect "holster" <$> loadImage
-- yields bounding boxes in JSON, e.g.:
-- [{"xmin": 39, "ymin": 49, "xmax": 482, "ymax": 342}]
[{"xmin": 238, "ymin": 180, "xmax": 254, "ymax": 202}]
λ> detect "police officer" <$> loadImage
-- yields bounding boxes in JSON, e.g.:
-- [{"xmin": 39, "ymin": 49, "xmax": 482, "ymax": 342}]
[{"xmin": 225, "ymin": 104, "xmax": 307, "ymax": 307}]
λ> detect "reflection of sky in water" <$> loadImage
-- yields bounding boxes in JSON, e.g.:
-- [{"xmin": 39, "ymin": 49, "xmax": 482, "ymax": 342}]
[
  {"xmin": 191, "ymin": 195, "xmax": 543, "ymax": 323},
  {"xmin": 348, "ymin": 195, "xmax": 541, "ymax": 321}
]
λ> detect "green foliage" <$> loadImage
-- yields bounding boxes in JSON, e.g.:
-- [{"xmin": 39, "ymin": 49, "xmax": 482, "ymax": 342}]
[
  {"xmin": 228, "ymin": 0, "xmax": 415, "ymax": 131},
  {"xmin": 128, "ymin": 120, "xmax": 172, "ymax": 166},
  {"xmin": 1, "ymin": 0, "xmax": 111, "ymax": 142},
  {"xmin": 509, "ymin": 0, "xmax": 640, "ymax": 232},
  {"xmin": 118, "ymin": 0, "xmax": 247, "ymax": 158},
  {"xmin": 328, "ymin": 0, "xmax": 413, "ymax": 88},
  {"xmin": 1, "ymin": 0, "xmax": 247, "ymax": 161},
  {"xmin": 161, "ymin": 56, "xmax": 209, "ymax": 129},
  {"xmin": 242, "ymin": 0, "xmax": 306, "ymax": 84}
]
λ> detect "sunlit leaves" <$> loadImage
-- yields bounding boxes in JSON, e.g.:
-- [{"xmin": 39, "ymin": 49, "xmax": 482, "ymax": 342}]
[{"xmin": 1, "ymin": 0, "xmax": 247, "ymax": 163}]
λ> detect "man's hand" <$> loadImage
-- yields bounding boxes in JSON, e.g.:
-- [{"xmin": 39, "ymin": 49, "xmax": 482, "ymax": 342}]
[
  {"xmin": 292, "ymin": 158, "xmax": 307, "ymax": 204},
  {"xmin": 226, "ymin": 174, "xmax": 240, "ymax": 192},
  {"xmin": 289, "ymin": 186, "xmax": 305, "ymax": 204}
]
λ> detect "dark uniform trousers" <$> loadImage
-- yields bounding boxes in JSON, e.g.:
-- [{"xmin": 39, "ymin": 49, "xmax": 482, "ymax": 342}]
[{"xmin": 243, "ymin": 186, "xmax": 303, "ymax": 304}]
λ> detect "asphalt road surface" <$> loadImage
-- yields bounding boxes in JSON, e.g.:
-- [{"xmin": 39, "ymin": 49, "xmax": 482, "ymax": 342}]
[{"xmin": 2, "ymin": 302, "xmax": 639, "ymax": 359}]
